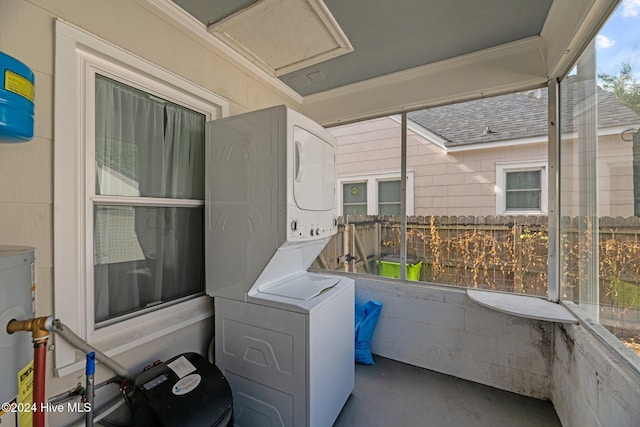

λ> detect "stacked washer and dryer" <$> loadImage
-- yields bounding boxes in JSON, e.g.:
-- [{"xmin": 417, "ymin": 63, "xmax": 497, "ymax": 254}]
[{"xmin": 205, "ymin": 105, "xmax": 354, "ymax": 427}]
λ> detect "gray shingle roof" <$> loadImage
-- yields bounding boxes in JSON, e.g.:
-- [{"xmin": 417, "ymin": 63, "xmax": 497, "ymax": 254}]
[{"xmin": 408, "ymin": 77, "xmax": 639, "ymax": 148}]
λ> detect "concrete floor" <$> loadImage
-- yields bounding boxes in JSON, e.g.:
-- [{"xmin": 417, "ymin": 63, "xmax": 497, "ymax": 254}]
[{"xmin": 334, "ymin": 356, "xmax": 562, "ymax": 427}]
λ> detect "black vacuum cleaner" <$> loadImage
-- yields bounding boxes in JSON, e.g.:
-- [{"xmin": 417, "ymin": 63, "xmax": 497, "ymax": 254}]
[{"xmin": 129, "ymin": 352, "xmax": 233, "ymax": 427}]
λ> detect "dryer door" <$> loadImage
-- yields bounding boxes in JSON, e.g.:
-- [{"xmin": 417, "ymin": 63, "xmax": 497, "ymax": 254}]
[{"xmin": 292, "ymin": 126, "xmax": 335, "ymax": 211}]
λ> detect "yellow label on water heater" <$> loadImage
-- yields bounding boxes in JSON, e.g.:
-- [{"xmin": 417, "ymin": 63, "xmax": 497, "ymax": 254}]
[
  {"xmin": 4, "ymin": 69, "xmax": 34, "ymax": 102},
  {"xmin": 18, "ymin": 360, "xmax": 34, "ymax": 427}
]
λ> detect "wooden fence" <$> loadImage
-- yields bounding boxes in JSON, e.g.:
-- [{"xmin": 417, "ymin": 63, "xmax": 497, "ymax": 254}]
[
  {"xmin": 313, "ymin": 215, "xmax": 548, "ymax": 294},
  {"xmin": 311, "ymin": 214, "xmax": 640, "ymax": 338}
]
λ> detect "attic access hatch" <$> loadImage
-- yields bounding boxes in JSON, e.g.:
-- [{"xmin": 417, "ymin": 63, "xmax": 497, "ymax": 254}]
[{"xmin": 207, "ymin": 0, "xmax": 353, "ymax": 77}]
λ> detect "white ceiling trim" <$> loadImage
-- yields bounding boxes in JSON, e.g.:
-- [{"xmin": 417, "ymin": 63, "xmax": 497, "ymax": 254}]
[
  {"xmin": 208, "ymin": 0, "xmax": 353, "ymax": 77},
  {"xmin": 144, "ymin": 0, "xmax": 304, "ymax": 103},
  {"xmin": 304, "ymin": 36, "xmax": 546, "ymax": 104},
  {"xmin": 303, "ymin": 37, "xmax": 548, "ymax": 126}
]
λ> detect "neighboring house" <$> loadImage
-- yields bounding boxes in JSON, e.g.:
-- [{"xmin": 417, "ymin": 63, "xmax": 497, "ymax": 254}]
[{"xmin": 331, "ymin": 81, "xmax": 640, "ymax": 217}]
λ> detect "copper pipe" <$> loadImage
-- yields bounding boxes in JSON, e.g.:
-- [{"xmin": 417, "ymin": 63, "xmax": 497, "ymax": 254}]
[{"xmin": 6, "ymin": 316, "xmax": 53, "ymax": 341}]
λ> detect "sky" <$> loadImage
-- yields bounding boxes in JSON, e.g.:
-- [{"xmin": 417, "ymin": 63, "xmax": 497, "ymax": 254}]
[{"xmin": 595, "ymin": 0, "xmax": 640, "ymax": 78}]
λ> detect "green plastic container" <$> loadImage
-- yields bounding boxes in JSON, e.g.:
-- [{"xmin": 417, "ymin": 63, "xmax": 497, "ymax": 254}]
[{"xmin": 377, "ymin": 256, "xmax": 422, "ymax": 281}]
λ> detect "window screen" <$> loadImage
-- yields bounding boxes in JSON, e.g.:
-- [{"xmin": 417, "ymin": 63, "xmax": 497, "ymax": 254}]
[
  {"xmin": 379, "ymin": 180, "xmax": 401, "ymax": 215},
  {"xmin": 343, "ymin": 182, "xmax": 367, "ymax": 216},
  {"xmin": 505, "ymin": 170, "xmax": 541, "ymax": 210}
]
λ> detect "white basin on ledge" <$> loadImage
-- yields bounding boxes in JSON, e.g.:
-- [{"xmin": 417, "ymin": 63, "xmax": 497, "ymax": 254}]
[{"xmin": 467, "ymin": 289, "xmax": 578, "ymax": 324}]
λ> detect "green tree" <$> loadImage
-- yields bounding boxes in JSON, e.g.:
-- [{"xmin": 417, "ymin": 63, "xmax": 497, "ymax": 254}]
[{"xmin": 598, "ymin": 62, "xmax": 640, "ymax": 115}]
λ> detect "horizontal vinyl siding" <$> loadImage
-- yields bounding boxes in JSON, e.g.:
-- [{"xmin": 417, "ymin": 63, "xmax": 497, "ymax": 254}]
[{"xmin": 333, "ymin": 117, "xmax": 549, "ymax": 216}]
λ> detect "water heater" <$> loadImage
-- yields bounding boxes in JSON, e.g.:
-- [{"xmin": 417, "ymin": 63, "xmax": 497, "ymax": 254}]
[
  {"xmin": 0, "ymin": 52, "xmax": 35, "ymax": 142},
  {"xmin": 0, "ymin": 246, "xmax": 35, "ymax": 406}
]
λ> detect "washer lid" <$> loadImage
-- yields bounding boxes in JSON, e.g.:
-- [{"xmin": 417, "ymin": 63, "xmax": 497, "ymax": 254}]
[
  {"xmin": 258, "ymin": 274, "xmax": 339, "ymax": 300},
  {"xmin": 251, "ymin": 239, "xmax": 330, "ymax": 293}
]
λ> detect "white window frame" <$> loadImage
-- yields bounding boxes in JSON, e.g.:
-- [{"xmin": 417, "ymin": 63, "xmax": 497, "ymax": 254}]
[
  {"xmin": 496, "ymin": 160, "xmax": 548, "ymax": 215},
  {"xmin": 54, "ymin": 20, "xmax": 228, "ymax": 376},
  {"xmin": 337, "ymin": 171, "xmax": 414, "ymax": 216}
]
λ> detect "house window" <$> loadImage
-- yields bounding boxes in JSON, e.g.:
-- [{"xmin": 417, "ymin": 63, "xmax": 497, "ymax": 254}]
[
  {"xmin": 54, "ymin": 21, "xmax": 228, "ymax": 374},
  {"xmin": 378, "ymin": 180, "xmax": 401, "ymax": 215},
  {"xmin": 496, "ymin": 161, "xmax": 548, "ymax": 215},
  {"xmin": 505, "ymin": 170, "xmax": 542, "ymax": 211},
  {"xmin": 93, "ymin": 75, "xmax": 205, "ymax": 324},
  {"xmin": 343, "ymin": 182, "xmax": 367, "ymax": 215},
  {"xmin": 338, "ymin": 172, "xmax": 414, "ymax": 217}
]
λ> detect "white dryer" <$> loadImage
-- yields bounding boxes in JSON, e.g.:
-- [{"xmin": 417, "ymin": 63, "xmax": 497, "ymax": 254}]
[{"xmin": 205, "ymin": 105, "xmax": 354, "ymax": 427}]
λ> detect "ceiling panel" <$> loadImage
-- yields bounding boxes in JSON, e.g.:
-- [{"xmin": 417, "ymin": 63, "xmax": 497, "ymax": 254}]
[
  {"xmin": 171, "ymin": 0, "xmax": 552, "ymax": 95},
  {"xmin": 207, "ymin": 0, "xmax": 353, "ymax": 76}
]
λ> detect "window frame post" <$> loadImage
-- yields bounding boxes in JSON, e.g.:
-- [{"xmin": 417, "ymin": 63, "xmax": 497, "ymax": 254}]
[{"xmin": 548, "ymin": 78, "xmax": 560, "ymax": 302}]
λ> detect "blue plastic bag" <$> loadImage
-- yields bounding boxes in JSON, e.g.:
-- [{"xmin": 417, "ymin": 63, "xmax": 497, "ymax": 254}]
[{"xmin": 354, "ymin": 300, "xmax": 383, "ymax": 365}]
